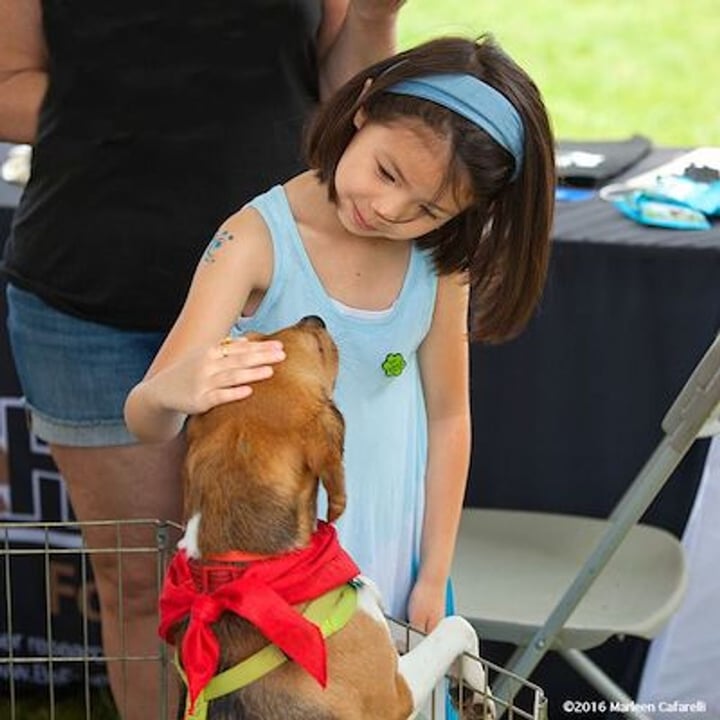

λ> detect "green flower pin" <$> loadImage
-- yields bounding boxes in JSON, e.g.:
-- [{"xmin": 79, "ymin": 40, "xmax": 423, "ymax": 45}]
[{"xmin": 382, "ymin": 352, "xmax": 407, "ymax": 377}]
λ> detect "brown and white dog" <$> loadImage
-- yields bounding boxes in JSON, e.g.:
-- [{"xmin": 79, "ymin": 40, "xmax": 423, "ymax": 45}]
[{"xmin": 161, "ymin": 316, "xmax": 494, "ymax": 720}]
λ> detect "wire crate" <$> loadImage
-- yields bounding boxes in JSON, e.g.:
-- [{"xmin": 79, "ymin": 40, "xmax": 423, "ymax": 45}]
[
  {"xmin": 0, "ymin": 519, "xmax": 546, "ymax": 720},
  {"xmin": 0, "ymin": 518, "xmax": 182, "ymax": 720}
]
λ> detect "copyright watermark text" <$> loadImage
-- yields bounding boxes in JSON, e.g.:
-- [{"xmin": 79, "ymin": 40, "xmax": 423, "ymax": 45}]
[{"xmin": 562, "ymin": 699, "xmax": 708, "ymax": 714}]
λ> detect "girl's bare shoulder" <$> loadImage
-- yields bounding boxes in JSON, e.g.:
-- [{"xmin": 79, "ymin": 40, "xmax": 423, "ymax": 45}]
[{"xmin": 198, "ymin": 203, "xmax": 275, "ymax": 293}]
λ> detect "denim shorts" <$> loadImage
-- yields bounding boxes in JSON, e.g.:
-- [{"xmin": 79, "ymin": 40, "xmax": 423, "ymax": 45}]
[{"xmin": 5, "ymin": 284, "xmax": 166, "ymax": 446}]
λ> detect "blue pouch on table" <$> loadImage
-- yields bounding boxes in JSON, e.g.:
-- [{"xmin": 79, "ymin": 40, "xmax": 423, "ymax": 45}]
[
  {"xmin": 611, "ymin": 190, "xmax": 711, "ymax": 230},
  {"xmin": 602, "ymin": 166, "xmax": 720, "ymax": 230},
  {"xmin": 651, "ymin": 174, "xmax": 720, "ymax": 216}
]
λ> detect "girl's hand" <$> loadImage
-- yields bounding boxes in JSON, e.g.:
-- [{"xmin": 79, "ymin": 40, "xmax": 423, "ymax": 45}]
[
  {"xmin": 148, "ymin": 337, "xmax": 285, "ymax": 416},
  {"xmin": 407, "ymin": 574, "xmax": 447, "ymax": 633}
]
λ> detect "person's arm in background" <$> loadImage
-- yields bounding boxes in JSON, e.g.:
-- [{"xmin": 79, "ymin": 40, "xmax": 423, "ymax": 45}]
[
  {"xmin": 317, "ymin": 0, "xmax": 405, "ymax": 99},
  {"xmin": 0, "ymin": 0, "xmax": 47, "ymax": 142},
  {"xmin": 0, "ymin": 0, "xmax": 402, "ymax": 143}
]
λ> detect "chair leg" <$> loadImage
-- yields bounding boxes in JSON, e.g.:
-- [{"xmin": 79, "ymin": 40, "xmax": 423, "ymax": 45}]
[
  {"xmin": 558, "ymin": 648, "xmax": 654, "ymax": 720},
  {"xmin": 487, "ymin": 644, "xmax": 547, "ymax": 720}
]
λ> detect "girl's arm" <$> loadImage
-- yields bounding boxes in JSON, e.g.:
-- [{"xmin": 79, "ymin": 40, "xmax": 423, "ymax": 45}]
[
  {"xmin": 0, "ymin": 0, "xmax": 47, "ymax": 142},
  {"xmin": 124, "ymin": 208, "xmax": 285, "ymax": 444},
  {"xmin": 410, "ymin": 273, "xmax": 471, "ymax": 631},
  {"xmin": 316, "ymin": 0, "xmax": 404, "ymax": 99}
]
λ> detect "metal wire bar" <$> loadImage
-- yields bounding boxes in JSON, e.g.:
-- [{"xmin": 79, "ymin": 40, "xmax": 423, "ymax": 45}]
[
  {"xmin": 2, "ymin": 525, "xmax": 16, "ymax": 719},
  {"xmin": 80, "ymin": 541, "xmax": 91, "ymax": 720}
]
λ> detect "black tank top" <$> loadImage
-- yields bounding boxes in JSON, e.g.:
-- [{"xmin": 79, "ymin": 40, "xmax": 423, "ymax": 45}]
[{"xmin": 2, "ymin": 0, "xmax": 322, "ymax": 330}]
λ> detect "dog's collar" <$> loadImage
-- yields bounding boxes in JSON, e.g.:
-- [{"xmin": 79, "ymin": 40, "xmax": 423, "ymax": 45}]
[
  {"xmin": 190, "ymin": 543, "xmax": 321, "ymax": 593},
  {"xmin": 189, "ymin": 550, "xmax": 273, "ymax": 593},
  {"xmin": 205, "ymin": 548, "xmax": 273, "ymax": 562},
  {"xmin": 177, "ymin": 581, "xmax": 359, "ymax": 720}
]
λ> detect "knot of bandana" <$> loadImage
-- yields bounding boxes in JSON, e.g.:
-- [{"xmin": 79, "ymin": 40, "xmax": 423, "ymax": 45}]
[{"xmin": 190, "ymin": 595, "xmax": 222, "ymax": 625}]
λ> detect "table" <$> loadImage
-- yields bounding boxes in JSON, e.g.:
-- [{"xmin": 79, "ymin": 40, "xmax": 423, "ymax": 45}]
[
  {"xmin": 2, "ymin": 144, "xmax": 719, "ymax": 709},
  {"xmin": 466, "ymin": 147, "xmax": 720, "ymax": 712}
]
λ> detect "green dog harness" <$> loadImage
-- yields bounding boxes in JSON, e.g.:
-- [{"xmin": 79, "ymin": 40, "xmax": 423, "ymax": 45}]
[{"xmin": 177, "ymin": 582, "xmax": 358, "ymax": 720}]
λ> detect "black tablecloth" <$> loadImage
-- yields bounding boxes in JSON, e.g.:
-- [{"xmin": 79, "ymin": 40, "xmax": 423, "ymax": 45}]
[{"xmin": 466, "ymin": 148, "xmax": 720, "ymax": 715}]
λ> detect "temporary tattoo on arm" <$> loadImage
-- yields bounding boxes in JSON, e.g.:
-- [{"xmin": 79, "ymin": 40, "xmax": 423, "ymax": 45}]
[{"xmin": 202, "ymin": 229, "xmax": 235, "ymax": 263}]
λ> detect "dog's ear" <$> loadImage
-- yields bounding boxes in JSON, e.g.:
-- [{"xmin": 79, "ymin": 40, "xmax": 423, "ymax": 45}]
[{"xmin": 306, "ymin": 400, "xmax": 346, "ymax": 523}]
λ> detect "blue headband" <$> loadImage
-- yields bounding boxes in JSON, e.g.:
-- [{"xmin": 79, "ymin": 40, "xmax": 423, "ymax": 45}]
[{"xmin": 386, "ymin": 73, "xmax": 525, "ymax": 180}]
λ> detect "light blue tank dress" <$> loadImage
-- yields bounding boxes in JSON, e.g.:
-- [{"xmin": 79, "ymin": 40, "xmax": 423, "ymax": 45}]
[{"xmin": 231, "ymin": 185, "xmax": 438, "ymax": 619}]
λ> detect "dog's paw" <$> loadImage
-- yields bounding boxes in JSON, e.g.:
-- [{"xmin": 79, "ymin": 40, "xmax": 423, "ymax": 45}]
[{"xmin": 449, "ymin": 678, "xmax": 497, "ymax": 720}]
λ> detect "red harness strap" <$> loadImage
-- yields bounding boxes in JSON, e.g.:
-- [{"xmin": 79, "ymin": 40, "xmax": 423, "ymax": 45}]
[{"xmin": 158, "ymin": 521, "xmax": 359, "ymax": 712}]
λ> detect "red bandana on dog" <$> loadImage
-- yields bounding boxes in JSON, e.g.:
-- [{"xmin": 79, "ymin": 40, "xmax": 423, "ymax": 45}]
[{"xmin": 158, "ymin": 521, "xmax": 360, "ymax": 711}]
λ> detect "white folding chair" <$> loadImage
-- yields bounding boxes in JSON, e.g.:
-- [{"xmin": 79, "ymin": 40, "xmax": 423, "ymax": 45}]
[{"xmin": 452, "ymin": 332, "xmax": 720, "ymax": 719}]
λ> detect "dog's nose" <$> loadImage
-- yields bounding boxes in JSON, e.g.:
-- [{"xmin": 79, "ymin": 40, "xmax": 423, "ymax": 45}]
[{"xmin": 299, "ymin": 315, "xmax": 326, "ymax": 329}]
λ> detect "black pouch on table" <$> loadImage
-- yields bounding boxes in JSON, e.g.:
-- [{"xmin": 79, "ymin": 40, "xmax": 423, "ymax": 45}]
[{"xmin": 556, "ymin": 134, "xmax": 653, "ymax": 188}]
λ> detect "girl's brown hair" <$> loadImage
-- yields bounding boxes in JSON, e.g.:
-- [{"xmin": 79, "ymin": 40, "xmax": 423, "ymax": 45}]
[{"xmin": 305, "ymin": 35, "xmax": 555, "ymax": 343}]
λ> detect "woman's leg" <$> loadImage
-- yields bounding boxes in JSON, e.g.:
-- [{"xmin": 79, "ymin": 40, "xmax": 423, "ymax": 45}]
[
  {"xmin": 51, "ymin": 438, "xmax": 185, "ymax": 720},
  {"xmin": 6, "ymin": 284, "xmax": 184, "ymax": 717}
]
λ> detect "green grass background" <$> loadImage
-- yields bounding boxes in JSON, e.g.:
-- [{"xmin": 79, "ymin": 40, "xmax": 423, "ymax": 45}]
[{"xmin": 398, "ymin": 1, "xmax": 720, "ymax": 147}]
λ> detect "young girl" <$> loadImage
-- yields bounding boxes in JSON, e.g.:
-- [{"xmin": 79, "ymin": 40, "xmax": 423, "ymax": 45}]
[{"xmin": 125, "ymin": 35, "xmax": 555, "ymax": 630}]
